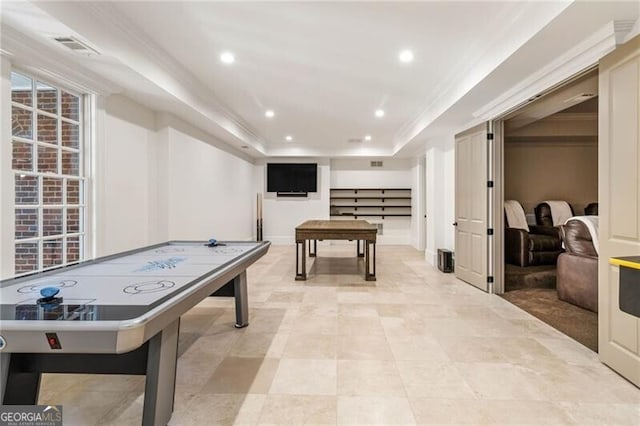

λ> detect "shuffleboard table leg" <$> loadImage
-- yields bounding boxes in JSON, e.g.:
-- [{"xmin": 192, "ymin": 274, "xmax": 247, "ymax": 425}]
[
  {"xmin": 233, "ymin": 271, "xmax": 249, "ymax": 328},
  {"xmin": 143, "ymin": 318, "xmax": 179, "ymax": 426},
  {"xmin": 365, "ymin": 240, "xmax": 377, "ymax": 281},
  {"xmin": 295, "ymin": 240, "xmax": 307, "ymax": 280}
]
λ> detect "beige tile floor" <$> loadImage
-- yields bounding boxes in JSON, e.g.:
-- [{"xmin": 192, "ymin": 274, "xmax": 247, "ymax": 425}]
[{"xmin": 39, "ymin": 244, "xmax": 640, "ymax": 425}]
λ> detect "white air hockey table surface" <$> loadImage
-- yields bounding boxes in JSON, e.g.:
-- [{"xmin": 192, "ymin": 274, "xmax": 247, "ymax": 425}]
[{"xmin": 0, "ymin": 240, "xmax": 270, "ymax": 426}]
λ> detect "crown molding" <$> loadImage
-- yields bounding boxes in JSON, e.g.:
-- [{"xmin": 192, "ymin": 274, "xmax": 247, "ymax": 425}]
[
  {"xmin": 74, "ymin": 2, "xmax": 268, "ymax": 153},
  {"xmin": 392, "ymin": 2, "xmax": 573, "ymax": 155},
  {"xmin": 0, "ymin": 24, "xmax": 118, "ymax": 95},
  {"xmin": 472, "ymin": 20, "xmax": 633, "ymax": 121}
]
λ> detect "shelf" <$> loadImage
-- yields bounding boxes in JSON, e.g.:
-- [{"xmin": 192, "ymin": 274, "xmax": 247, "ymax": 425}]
[
  {"xmin": 330, "ymin": 214, "xmax": 411, "ymax": 217},
  {"xmin": 330, "ymin": 204, "xmax": 410, "ymax": 208},
  {"xmin": 329, "ymin": 187, "xmax": 412, "ymax": 220},
  {"xmin": 330, "ymin": 196, "xmax": 411, "ymax": 200},
  {"xmin": 330, "ymin": 188, "xmax": 411, "ymax": 191}
]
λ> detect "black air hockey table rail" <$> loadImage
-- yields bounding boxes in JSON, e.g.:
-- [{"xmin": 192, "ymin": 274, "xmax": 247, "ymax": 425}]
[{"xmin": 0, "ymin": 240, "xmax": 270, "ymax": 426}]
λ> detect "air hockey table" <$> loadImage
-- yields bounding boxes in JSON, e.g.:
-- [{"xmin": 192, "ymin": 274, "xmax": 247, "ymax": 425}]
[{"xmin": 0, "ymin": 240, "xmax": 270, "ymax": 426}]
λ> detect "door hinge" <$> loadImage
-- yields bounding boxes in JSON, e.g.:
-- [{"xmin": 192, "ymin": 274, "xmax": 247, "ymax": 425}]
[
  {"xmin": 487, "ymin": 180, "xmax": 494, "ymax": 188},
  {"xmin": 487, "ymin": 276, "xmax": 494, "ymax": 283},
  {"xmin": 487, "ymin": 228, "xmax": 494, "ymax": 235},
  {"xmin": 487, "ymin": 133, "xmax": 494, "ymax": 140}
]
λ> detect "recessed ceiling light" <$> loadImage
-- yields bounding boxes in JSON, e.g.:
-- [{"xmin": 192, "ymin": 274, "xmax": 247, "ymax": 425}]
[
  {"xmin": 364, "ymin": 135, "xmax": 372, "ymax": 141},
  {"xmin": 375, "ymin": 109, "xmax": 385, "ymax": 118},
  {"xmin": 220, "ymin": 51, "xmax": 235, "ymax": 64},
  {"xmin": 285, "ymin": 135, "xmax": 293, "ymax": 141},
  {"xmin": 265, "ymin": 110, "xmax": 275, "ymax": 118},
  {"xmin": 398, "ymin": 49, "xmax": 414, "ymax": 63}
]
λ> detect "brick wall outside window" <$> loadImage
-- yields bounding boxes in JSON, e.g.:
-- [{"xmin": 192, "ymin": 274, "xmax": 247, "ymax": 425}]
[{"xmin": 10, "ymin": 72, "xmax": 86, "ymax": 275}]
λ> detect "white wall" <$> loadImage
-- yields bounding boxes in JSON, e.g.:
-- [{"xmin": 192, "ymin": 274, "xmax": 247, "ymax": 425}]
[
  {"xmin": 410, "ymin": 157, "xmax": 426, "ymax": 250},
  {"xmin": 425, "ymin": 142, "xmax": 455, "ymax": 265},
  {"xmin": 0, "ymin": 58, "xmax": 14, "ymax": 278},
  {"xmin": 255, "ymin": 158, "xmax": 330, "ymax": 244},
  {"xmin": 97, "ymin": 95, "xmax": 160, "ymax": 256},
  {"xmin": 165, "ymin": 120, "xmax": 255, "ymax": 241},
  {"xmin": 330, "ymin": 158, "xmax": 413, "ymax": 245},
  {"xmin": 97, "ymin": 98, "xmax": 256, "ymax": 256}
]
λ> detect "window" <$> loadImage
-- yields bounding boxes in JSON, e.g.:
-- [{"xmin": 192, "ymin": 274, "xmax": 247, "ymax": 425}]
[{"xmin": 11, "ymin": 72, "xmax": 86, "ymax": 275}]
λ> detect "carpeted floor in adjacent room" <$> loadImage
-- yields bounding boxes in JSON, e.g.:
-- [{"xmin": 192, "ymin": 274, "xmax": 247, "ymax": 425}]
[{"xmin": 500, "ymin": 287, "xmax": 598, "ymax": 352}]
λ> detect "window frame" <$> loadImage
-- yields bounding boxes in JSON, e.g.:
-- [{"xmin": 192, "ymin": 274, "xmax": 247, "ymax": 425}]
[{"xmin": 10, "ymin": 70, "xmax": 90, "ymax": 275}]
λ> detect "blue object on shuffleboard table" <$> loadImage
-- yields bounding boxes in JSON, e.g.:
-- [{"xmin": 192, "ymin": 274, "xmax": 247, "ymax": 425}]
[{"xmin": 206, "ymin": 238, "xmax": 218, "ymax": 247}]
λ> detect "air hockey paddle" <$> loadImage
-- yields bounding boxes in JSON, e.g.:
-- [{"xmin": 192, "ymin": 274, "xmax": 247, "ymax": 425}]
[
  {"xmin": 37, "ymin": 286, "xmax": 63, "ymax": 306},
  {"xmin": 205, "ymin": 238, "xmax": 226, "ymax": 247}
]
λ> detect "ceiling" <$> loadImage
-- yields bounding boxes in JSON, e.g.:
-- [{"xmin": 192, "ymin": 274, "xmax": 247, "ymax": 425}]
[{"xmin": 1, "ymin": 1, "xmax": 638, "ymax": 158}]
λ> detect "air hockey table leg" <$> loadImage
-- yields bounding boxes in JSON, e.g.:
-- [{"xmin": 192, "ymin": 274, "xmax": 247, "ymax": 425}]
[
  {"xmin": 143, "ymin": 318, "xmax": 179, "ymax": 426},
  {"xmin": 233, "ymin": 271, "xmax": 249, "ymax": 328},
  {"xmin": 1, "ymin": 352, "xmax": 40, "ymax": 405}
]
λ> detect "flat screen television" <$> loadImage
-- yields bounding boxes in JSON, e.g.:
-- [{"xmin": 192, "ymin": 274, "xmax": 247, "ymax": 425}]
[{"xmin": 267, "ymin": 163, "xmax": 317, "ymax": 193}]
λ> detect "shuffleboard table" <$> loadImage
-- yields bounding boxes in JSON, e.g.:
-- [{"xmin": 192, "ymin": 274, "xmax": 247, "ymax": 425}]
[
  {"xmin": 0, "ymin": 240, "xmax": 270, "ymax": 426},
  {"xmin": 295, "ymin": 220, "xmax": 377, "ymax": 281}
]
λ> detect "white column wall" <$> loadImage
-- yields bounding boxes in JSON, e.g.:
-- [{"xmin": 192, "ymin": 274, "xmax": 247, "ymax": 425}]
[
  {"xmin": 165, "ymin": 125, "xmax": 255, "ymax": 242},
  {"xmin": 255, "ymin": 158, "xmax": 330, "ymax": 245},
  {"xmin": 330, "ymin": 158, "xmax": 413, "ymax": 245},
  {"xmin": 425, "ymin": 141, "xmax": 456, "ymax": 265},
  {"xmin": 410, "ymin": 157, "xmax": 426, "ymax": 251}
]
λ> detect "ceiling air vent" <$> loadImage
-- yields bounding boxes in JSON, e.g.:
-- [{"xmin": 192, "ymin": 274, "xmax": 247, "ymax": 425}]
[
  {"xmin": 53, "ymin": 36, "xmax": 100, "ymax": 56},
  {"xmin": 347, "ymin": 138, "xmax": 363, "ymax": 143},
  {"xmin": 370, "ymin": 161, "xmax": 383, "ymax": 168}
]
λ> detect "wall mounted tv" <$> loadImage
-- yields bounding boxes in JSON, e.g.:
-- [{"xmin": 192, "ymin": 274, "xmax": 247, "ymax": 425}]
[{"xmin": 267, "ymin": 163, "xmax": 317, "ymax": 195}]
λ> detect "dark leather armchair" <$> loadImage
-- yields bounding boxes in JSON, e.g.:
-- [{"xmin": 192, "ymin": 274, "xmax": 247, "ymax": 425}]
[
  {"xmin": 557, "ymin": 219, "xmax": 598, "ymax": 312},
  {"xmin": 584, "ymin": 202, "xmax": 598, "ymax": 215},
  {"xmin": 505, "ymin": 202, "xmax": 562, "ymax": 267},
  {"xmin": 535, "ymin": 202, "xmax": 575, "ymax": 228}
]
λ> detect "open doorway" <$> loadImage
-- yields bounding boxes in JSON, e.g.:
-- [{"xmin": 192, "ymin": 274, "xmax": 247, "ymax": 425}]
[{"xmin": 498, "ymin": 69, "xmax": 599, "ymax": 352}]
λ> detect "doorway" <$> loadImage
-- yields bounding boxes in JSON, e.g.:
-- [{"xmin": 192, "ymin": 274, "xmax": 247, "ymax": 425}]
[{"xmin": 496, "ymin": 69, "xmax": 600, "ymax": 351}]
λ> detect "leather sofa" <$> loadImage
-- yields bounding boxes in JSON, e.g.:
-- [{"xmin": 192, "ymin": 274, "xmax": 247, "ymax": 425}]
[
  {"xmin": 504, "ymin": 202, "xmax": 562, "ymax": 267},
  {"xmin": 535, "ymin": 202, "xmax": 575, "ymax": 229},
  {"xmin": 584, "ymin": 202, "xmax": 598, "ymax": 215},
  {"xmin": 557, "ymin": 219, "xmax": 598, "ymax": 312}
]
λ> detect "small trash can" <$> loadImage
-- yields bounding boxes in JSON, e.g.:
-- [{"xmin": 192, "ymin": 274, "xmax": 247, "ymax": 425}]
[{"xmin": 437, "ymin": 249, "xmax": 454, "ymax": 273}]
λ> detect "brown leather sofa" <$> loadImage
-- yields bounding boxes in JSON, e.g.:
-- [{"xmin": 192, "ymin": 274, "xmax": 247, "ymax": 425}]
[
  {"xmin": 557, "ymin": 220, "xmax": 598, "ymax": 312},
  {"xmin": 534, "ymin": 202, "xmax": 575, "ymax": 229},
  {"xmin": 584, "ymin": 202, "xmax": 598, "ymax": 215},
  {"xmin": 505, "ymin": 221, "xmax": 562, "ymax": 267}
]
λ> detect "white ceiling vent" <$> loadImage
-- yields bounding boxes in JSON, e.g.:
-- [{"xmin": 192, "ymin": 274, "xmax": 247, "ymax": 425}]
[
  {"xmin": 53, "ymin": 36, "xmax": 100, "ymax": 56},
  {"xmin": 370, "ymin": 160, "xmax": 383, "ymax": 167},
  {"xmin": 347, "ymin": 138, "xmax": 363, "ymax": 143}
]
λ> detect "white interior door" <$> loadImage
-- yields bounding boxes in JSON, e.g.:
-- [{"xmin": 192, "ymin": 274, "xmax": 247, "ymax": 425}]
[
  {"xmin": 598, "ymin": 35, "xmax": 640, "ymax": 387},
  {"xmin": 455, "ymin": 124, "xmax": 489, "ymax": 291}
]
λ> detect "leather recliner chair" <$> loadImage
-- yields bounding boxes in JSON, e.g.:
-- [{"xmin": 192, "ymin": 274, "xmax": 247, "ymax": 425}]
[
  {"xmin": 584, "ymin": 202, "xmax": 598, "ymax": 215},
  {"xmin": 557, "ymin": 220, "xmax": 598, "ymax": 312},
  {"xmin": 535, "ymin": 202, "xmax": 575, "ymax": 230},
  {"xmin": 505, "ymin": 203, "xmax": 562, "ymax": 267}
]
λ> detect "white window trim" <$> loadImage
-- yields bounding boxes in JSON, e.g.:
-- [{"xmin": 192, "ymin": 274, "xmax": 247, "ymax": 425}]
[{"xmin": 8, "ymin": 68, "xmax": 93, "ymax": 276}]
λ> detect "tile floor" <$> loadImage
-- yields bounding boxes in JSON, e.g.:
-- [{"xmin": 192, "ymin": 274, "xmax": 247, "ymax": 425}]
[{"xmin": 39, "ymin": 244, "xmax": 640, "ymax": 425}]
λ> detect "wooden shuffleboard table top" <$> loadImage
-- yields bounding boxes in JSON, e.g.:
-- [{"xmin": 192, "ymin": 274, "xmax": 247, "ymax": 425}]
[{"xmin": 295, "ymin": 220, "xmax": 377, "ymax": 242}]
